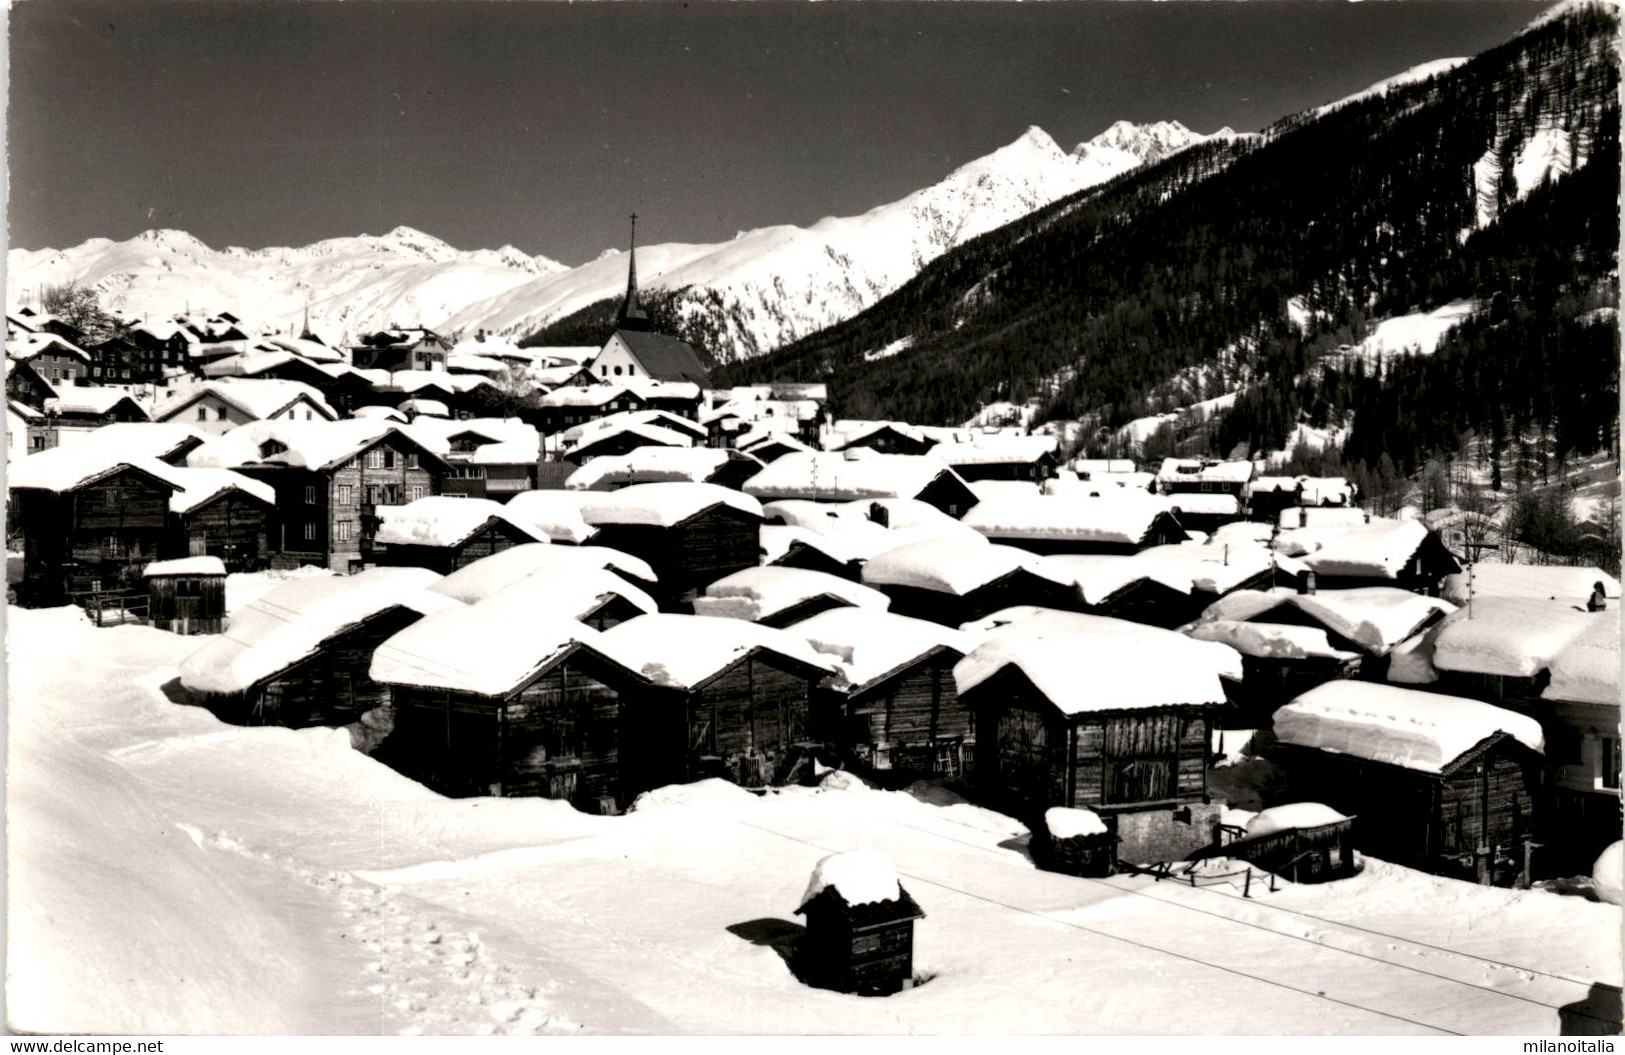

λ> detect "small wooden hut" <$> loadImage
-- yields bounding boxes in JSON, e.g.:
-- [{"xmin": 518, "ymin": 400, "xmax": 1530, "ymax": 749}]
[
  {"xmin": 692, "ymin": 566, "xmax": 891, "ymax": 629},
  {"xmin": 1272, "ymin": 681, "xmax": 1546, "ymax": 884},
  {"xmin": 1229, "ymin": 803, "xmax": 1357, "ymax": 884},
  {"xmin": 1035, "ymin": 806, "xmax": 1119, "ymax": 877},
  {"xmin": 795, "ymin": 851, "xmax": 925, "ymax": 996},
  {"xmin": 175, "ymin": 567, "xmax": 457, "ymax": 732},
  {"xmin": 371, "ymin": 606, "xmax": 650, "ymax": 810},
  {"xmin": 144, "ymin": 556, "xmax": 227, "ymax": 635},
  {"xmin": 581, "ymin": 483, "xmax": 765, "ymax": 608},
  {"xmin": 860, "ymin": 538, "xmax": 1081, "ymax": 627},
  {"xmin": 794, "ymin": 607, "xmax": 977, "ymax": 780},
  {"xmin": 601, "ymin": 614, "xmax": 837, "ymax": 790}
]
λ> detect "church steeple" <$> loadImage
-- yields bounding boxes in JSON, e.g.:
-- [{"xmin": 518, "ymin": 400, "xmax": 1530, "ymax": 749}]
[{"xmin": 615, "ymin": 212, "xmax": 651, "ymax": 332}]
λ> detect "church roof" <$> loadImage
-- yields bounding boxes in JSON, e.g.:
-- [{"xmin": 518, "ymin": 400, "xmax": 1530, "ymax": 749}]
[{"xmin": 610, "ymin": 329, "xmax": 711, "ymax": 386}]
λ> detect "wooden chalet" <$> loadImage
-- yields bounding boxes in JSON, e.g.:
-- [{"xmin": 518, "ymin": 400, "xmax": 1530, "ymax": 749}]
[
  {"xmin": 1292, "ymin": 517, "xmax": 1460, "ymax": 596},
  {"xmin": 833, "ymin": 422, "xmax": 938, "ymax": 457},
  {"xmin": 1049, "ymin": 542, "xmax": 1276, "ymax": 631},
  {"xmin": 601, "ymin": 614, "xmax": 837, "ymax": 790},
  {"xmin": 795, "ymin": 851, "xmax": 924, "ymax": 996},
  {"xmin": 960, "ymin": 492, "xmax": 1188, "ymax": 557},
  {"xmin": 126, "ymin": 321, "xmax": 194, "ymax": 377},
  {"xmin": 580, "ymin": 483, "xmax": 765, "ymax": 607},
  {"xmin": 154, "ymin": 379, "xmax": 337, "ymax": 435},
  {"xmin": 7, "ymin": 332, "xmax": 93, "ymax": 390},
  {"xmin": 45, "ymin": 387, "xmax": 150, "ymax": 429},
  {"xmin": 563, "ymin": 419, "xmax": 694, "ymax": 464},
  {"xmin": 144, "ymin": 556, "xmax": 227, "ymax": 636},
  {"xmin": 955, "ymin": 627, "xmax": 1232, "ymax": 862},
  {"xmin": 372, "ymin": 606, "xmax": 651, "ymax": 810},
  {"xmin": 9, "ymin": 450, "xmax": 274, "ymax": 607},
  {"xmin": 1426, "ymin": 597, "xmax": 1596, "ymax": 706},
  {"xmin": 860, "ymin": 538, "xmax": 1081, "ymax": 627},
  {"xmin": 186, "ymin": 420, "xmax": 450, "ymax": 572},
  {"xmin": 1155, "ymin": 458, "xmax": 1254, "ymax": 499},
  {"xmin": 6, "ymin": 359, "xmax": 57, "ymax": 413},
  {"xmin": 932, "ymin": 436, "xmax": 1060, "ymax": 483},
  {"xmin": 529, "ymin": 385, "xmax": 648, "ymax": 434},
  {"xmin": 86, "ymin": 334, "xmax": 158, "ymax": 384},
  {"xmin": 370, "ymin": 496, "xmax": 544, "ymax": 575},
  {"xmin": 1248, "ymin": 475, "xmax": 1358, "ymax": 522},
  {"xmin": 794, "ymin": 607, "xmax": 976, "ymax": 781},
  {"xmin": 759, "ymin": 525, "xmax": 863, "ymax": 582},
  {"xmin": 175, "ymin": 567, "xmax": 458, "ymax": 732},
  {"xmin": 692, "ymin": 566, "xmax": 890, "ymax": 630},
  {"xmin": 622, "ymin": 378, "xmax": 704, "ymax": 420},
  {"xmin": 350, "ymin": 328, "xmax": 451, "ymax": 373},
  {"xmin": 1272, "ymin": 681, "xmax": 1547, "ymax": 885},
  {"xmin": 744, "ymin": 451, "xmax": 980, "ymax": 518}
]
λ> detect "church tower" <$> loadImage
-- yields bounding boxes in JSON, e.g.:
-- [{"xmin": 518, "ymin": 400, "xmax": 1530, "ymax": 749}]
[{"xmin": 615, "ymin": 213, "xmax": 651, "ymax": 332}]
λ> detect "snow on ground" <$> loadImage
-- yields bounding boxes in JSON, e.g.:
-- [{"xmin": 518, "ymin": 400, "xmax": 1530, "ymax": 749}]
[
  {"xmin": 7, "ymin": 604, "xmax": 1620, "ymax": 1034},
  {"xmin": 1338, "ymin": 301, "xmax": 1477, "ymax": 365}
]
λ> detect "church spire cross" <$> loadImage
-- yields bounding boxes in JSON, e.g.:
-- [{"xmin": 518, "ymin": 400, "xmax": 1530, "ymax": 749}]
[{"xmin": 616, "ymin": 211, "xmax": 650, "ymax": 331}]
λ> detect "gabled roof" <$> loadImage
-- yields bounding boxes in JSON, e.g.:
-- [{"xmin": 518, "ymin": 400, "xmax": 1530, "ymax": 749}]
[
  {"xmin": 744, "ymin": 451, "xmax": 968, "ymax": 504},
  {"xmin": 693, "ymin": 566, "xmax": 890, "ymax": 624},
  {"xmin": 952, "ymin": 630, "xmax": 1229, "ymax": 715},
  {"xmin": 44, "ymin": 387, "xmax": 149, "ymax": 420},
  {"xmin": 374, "ymin": 496, "xmax": 543, "ymax": 549},
  {"xmin": 427, "ymin": 542, "xmax": 658, "ymax": 604},
  {"xmin": 186, "ymin": 420, "xmax": 450, "ymax": 473},
  {"xmin": 8, "ymin": 331, "xmax": 91, "ymax": 364},
  {"xmin": 861, "ymin": 537, "xmax": 1074, "ymax": 597},
  {"xmin": 962, "ymin": 492, "xmax": 1182, "ymax": 546},
  {"xmin": 155, "ymin": 379, "xmax": 337, "ymax": 425},
  {"xmin": 565, "ymin": 446, "xmax": 744, "ymax": 490},
  {"xmin": 7, "ymin": 446, "xmax": 274, "ymax": 512},
  {"xmin": 580, "ymin": 481, "xmax": 763, "ymax": 528},
  {"xmin": 608, "ymin": 329, "xmax": 710, "ymax": 386},
  {"xmin": 793, "ymin": 607, "xmax": 974, "ymax": 694},
  {"xmin": 598, "ymin": 613, "xmax": 836, "ymax": 689}
]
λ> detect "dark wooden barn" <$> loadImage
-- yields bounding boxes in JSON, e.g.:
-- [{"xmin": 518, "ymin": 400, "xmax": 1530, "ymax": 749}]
[
  {"xmin": 1297, "ymin": 517, "xmax": 1460, "ymax": 596},
  {"xmin": 954, "ymin": 629, "xmax": 1230, "ymax": 862},
  {"xmin": 581, "ymin": 483, "xmax": 765, "ymax": 608},
  {"xmin": 795, "ymin": 851, "xmax": 924, "ymax": 996},
  {"xmin": 1272, "ymin": 681, "xmax": 1547, "ymax": 885},
  {"xmin": 860, "ymin": 538, "xmax": 1082, "ymax": 627},
  {"xmin": 602, "ymin": 614, "xmax": 837, "ymax": 791},
  {"xmin": 144, "ymin": 556, "xmax": 227, "ymax": 635},
  {"xmin": 760, "ymin": 526, "xmax": 864, "ymax": 582},
  {"xmin": 372, "ymin": 607, "xmax": 650, "ymax": 811},
  {"xmin": 833, "ymin": 422, "xmax": 938, "ymax": 457},
  {"xmin": 692, "ymin": 566, "xmax": 891, "ymax": 630},
  {"xmin": 175, "ymin": 567, "xmax": 456, "ymax": 734},
  {"xmin": 371, "ymin": 496, "xmax": 543, "ymax": 576},
  {"xmin": 793, "ymin": 607, "xmax": 976, "ymax": 781}
]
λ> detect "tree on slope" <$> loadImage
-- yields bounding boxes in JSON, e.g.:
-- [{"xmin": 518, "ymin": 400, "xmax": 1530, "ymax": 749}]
[{"xmin": 41, "ymin": 282, "xmax": 122, "ymax": 344}]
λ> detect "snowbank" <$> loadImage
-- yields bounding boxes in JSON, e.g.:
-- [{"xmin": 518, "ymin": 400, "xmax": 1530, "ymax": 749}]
[
  {"xmin": 1274, "ymin": 681, "xmax": 1544, "ymax": 774},
  {"xmin": 799, "ymin": 850, "xmax": 902, "ymax": 908},
  {"xmin": 1245, "ymin": 803, "xmax": 1350, "ymax": 839},
  {"xmin": 1594, "ymin": 841, "xmax": 1624, "ymax": 906},
  {"xmin": 692, "ymin": 565, "xmax": 890, "ymax": 623}
]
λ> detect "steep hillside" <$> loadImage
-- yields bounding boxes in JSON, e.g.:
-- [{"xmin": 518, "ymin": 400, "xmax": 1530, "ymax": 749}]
[{"xmin": 724, "ymin": 4, "xmax": 1619, "ymax": 461}]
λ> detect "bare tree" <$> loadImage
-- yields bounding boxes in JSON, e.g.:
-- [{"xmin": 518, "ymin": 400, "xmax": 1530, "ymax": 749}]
[{"xmin": 41, "ymin": 282, "xmax": 122, "ymax": 344}]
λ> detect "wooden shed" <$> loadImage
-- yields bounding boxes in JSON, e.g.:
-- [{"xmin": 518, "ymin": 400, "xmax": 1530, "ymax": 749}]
[
  {"xmin": 954, "ymin": 627, "xmax": 1232, "ymax": 862},
  {"xmin": 692, "ymin": 566, "xmax": 891, "ymax": 629},
  {"xmin": 581, "ymin": 483, "xmax": 765, "ymax": 608},
  {"xmin": 371, "ymin": 606, "xmax": 650, "ymax": 811},
  {"xmin": 794, "ymin": 607, "xmax": 977, "ymax": 780},
  {"xmin": 795, "ymin": 851, "xmax": 924, "ymax": 996},
  {"xmin": 759, "ymin": 525, "xmax": 864, "ymax": 582},
  {"xmin": 370, "ymin": 496, "xmax": 544, "ymax": 575},
  {"xmin": 601, "ymin": 614, "xmax": 837, "ymax": 791},
  {"xmin": 144, "ymin": 556, "xmax": 227, "ymax": 635},
  {"xmin": 1035, "ymin": 807, "xmax": 1119, "ymax": 878},
  {"xmin": 175, "ymin": 567, "xmax": 457, "ymax": 733},
  {"xmin": 1228, "ymin": 803, "xmax": 1357, "ymax": 884},
  {"xmin": 1272, "ymin": 681, "xmax": 1547, "ymax": 885},
  {"xmin": 1294, "ymin": 517, "xmax": 1460, "ymax": 596},
  {"xmin": 860, "ymin": 538, "xmax": 1082, "ymax": 627}
]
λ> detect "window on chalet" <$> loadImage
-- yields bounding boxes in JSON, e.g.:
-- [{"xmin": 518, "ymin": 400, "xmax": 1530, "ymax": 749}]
[
  {"xmin": 197, "ymin": 406, "xmax": 208, "ymax": 422},
  {"xmin": 409, "ymin": 485, "xmax": 424, "ymax": 501},
  {"xmin": 304, "ymin": 485, "xmax": 318, "ymax": 504},
  {"xmin": 303, "ymin": 522, "xmax": 317, "ymax": 542},
  {"xmin": 365, "ymin": 450, "xmax": 384, "ymax": 470},
  {"xmin": 338, "ymin": 485, "xmax": 353, "ymax": 505},
  {"xmin": 1201, "ymin": 481, "xmax": 1213, "ymax": 492},
  {"xmin": 216, "ymin": 406, "xmax": 228, "ymax": 421},
  {"xmin": 405, "ymin": 453, "xmax": 419, "ymax": 469},
  {"xmin": 104, "ymin": 488, "xmax": 119, "ymax": 509},
  {"xmin": 260, "ymin": 440, "xmax": 288, "ymax": 459},
  {"xmin": 337, "ymin": 521, "xmax": 352, "ymax": 542},
  {"xmin": 1604, "ymin": 738, "xmax": 1621, "ymax": 790},
  {"xmin": 383, "ymin": 450, "xmax": 396, "ymax": 469}
]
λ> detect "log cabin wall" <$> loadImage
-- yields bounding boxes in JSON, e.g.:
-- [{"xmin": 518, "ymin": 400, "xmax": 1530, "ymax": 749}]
[
  {"xmin": 687, "ymin": 653, "xmax": 814, "ymax": 786},
  {"xmin": 17, "ymin": 468, "xmax": 176, "ymax": 605},
  {"xmin": 178, "ymin": 492, "xmax": 271, "ymax": 571},
  {"xmin": 146, "ymin": 573, "xmax": 227, "ymax": 635},
  {"xmin": 845, "ymin": 650, "xmax": 973, "ymax": 777},
  {"xmin": 249, "ymin": 607, "xmax": 424, "ymax": 729}
]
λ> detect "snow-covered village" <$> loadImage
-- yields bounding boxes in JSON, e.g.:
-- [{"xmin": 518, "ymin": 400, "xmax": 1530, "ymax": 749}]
[{"xmin": 4, "ymin": 0, "xmax": 1623, "ymax": 1041}]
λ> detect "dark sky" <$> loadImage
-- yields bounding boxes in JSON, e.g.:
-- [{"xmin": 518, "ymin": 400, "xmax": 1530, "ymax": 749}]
[{"xmin": 9, "ymin": 0, "xmax": 1550, "ymax": 265}]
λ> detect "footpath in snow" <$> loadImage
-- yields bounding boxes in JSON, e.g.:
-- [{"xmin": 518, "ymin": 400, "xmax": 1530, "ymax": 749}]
[{"xmin": 6, "ymin": 605, "xmax": 1620, "ymax": 1035}]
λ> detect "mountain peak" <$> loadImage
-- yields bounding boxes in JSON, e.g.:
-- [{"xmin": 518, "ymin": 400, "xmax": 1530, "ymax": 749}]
[
  {"xmin": 1073, "ymin": 120, "xmax": 1208, "ymax": 166},
  {"xmin": 133, "ymin": 228, "xmax": 211, "ymax": 253}
]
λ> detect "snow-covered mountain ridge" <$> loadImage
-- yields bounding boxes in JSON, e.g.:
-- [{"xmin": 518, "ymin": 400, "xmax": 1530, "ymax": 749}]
[{"xmin": 9, "ymin": 120, "xmax": 1217, "ymax": 358}]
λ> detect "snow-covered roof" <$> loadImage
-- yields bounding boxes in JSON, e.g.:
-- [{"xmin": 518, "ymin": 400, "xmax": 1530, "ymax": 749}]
[
  {"xmin": 565, "ymin": 446, "xmax": 734, "ymax": 490},
  {"xmin": 758, "ymin": 525, "xmax": 858, "ymax": 568},
  {"xmin": 1295, "ymin": 518, "xmax": 1443, "ymax": 579},
  {"xmin": 1189, "ymin": 620, "xmax": 1361, "ymax": 662},
  {"xmin": 963, "ymin": 606, "xmax": 1247, "ymax": 682},
  {"xmin": 540, "ymin": 384, "xmax": 631, "ymax": 408},
  {"xmin": 1442, "ymin": 563, "xmax": 1621, "ymax": 607},
  {"xmin": 373, "ymin": 496, "xmax": 542, "ymax": 548},
  {"xmin": 186, "ymin": 420, "xmax": 445, "ymax": 471},
  {"xmin": 967, "ymin": 479, "xmax": 1044, "ymax": 504},
  {"xmin": 142, "ymin": 556, "xmax": 227, "ymax": 578},
  {"xmin": 399, "ymin": 398, "xmax": 450, "ymax": 417},
  {"xmin": 1045, "ymin": 807, "xmax": 1108, "ymax": 839},
  {"xmin": 932, "ymin": 435, "xmax": 1058, "ymax": 466},
  {"xmin": 8, "ymin": 331, "xmax": 90, "ymax": 363},
  {"xmin": 1166, "ymin": 492, "xmax": 1241, "ymax": 516},
  {"xmin": 427, "ymin": 543, "xmax": 656, "ymax": 604},
  {"xmin": 384, "ymin": 371, "xmax": 491, "ymax": 395},
  {"xmin": 831, "ymin": 420, "xmax": 929, "ymax": 450},
  {"xmin": 1048, "ymin": 553, "xmax": 1193, "ymax": 605},
  {"xmin": 737, "ymin": 428, "xmax": 816, "ymax": 456},
  {"xmin": 1540, "ymin": 616, "xmax": 1620, "ymax": 706},
  {"xmin": 621, "ymin": 377, "xmax": 702, "ymax": 403},
  {"xmin": 792, "ymin": 607, "xmax": 974, "ymax": 693},
  {"xmin": 1244, "ymin": 803, "xmax": 1350, "ymax": 839},
  {"xmin": 692, "ymin": 566, "xmax": 890, "ymax": 624},
  {"xmin": 862, "ymin": 538, "xmax": 1073, "ymax": 597},
  {"xmin": 599, "ymin": 614, "xmax": 836, "ymax": 688},
  {"xmin": 46, "ymin": 386, "xmax": 147, "ymax": 418},
  {"xmin": 953, "ymin": 631, "xmax": 1229, "ymax": 714},
  {"xmin": 1279, "ymin": 506, "xmax": 1371, "ymax": 530},
  {"xmin": 571, "ymin": 421, "xmax": 695, "ymax": 455},
  {"xmin": 37, "ymin": 421, "xmax": 205, "ymax": 462},
  {"xmin": 1183, "ymin": 586, "xmax": 1454, "ymax": 656},
  {"xmin": 165, "ymin": 465, "xmax": 278, "ymax": 514},
  {"xmin": 961, "ymin": 492, "xmax": 1179, "ymax": 545},
  {"xmin": 350, "ymin": 405, "xmax": 407, "ymax": 422},
  {"xmin": 476, "ymin": 566, "xmax": 658, "ymax": 624},
  {"xmin": 1273, "ymin": 681, "xmax": 1545, "ymax": 773},
  {"xmin": 744, "ymin": 451, "xmax": 965, "ymax": 503},
  {"xmin": 178, "ymin": 567, "xmax": 459, "ymax": 696},
  {"xmin": 262, "ymin": 335, "xmax": 344, "ymax": 363},
  {"xmin": 500, "ymin": 490, "xmax": 598, "ymax": 544},
  {"xmin": 445, "ymin": 353, "xmax": 509, "ymax": 375},
  {"xmin": 155, "ymin": 379, "xmax": 336, "ymax": 424},
  {"xmin": 371, "ymin": 605, "xmax": 611, "ymax": 697},
  {"xmin": 1156, "ymin": 459, "xmax": 1255, "ymax": 485},
  {"xmin": 1430, "ymin": 597, "xmax": 1597, "ymax": 678},
  {"xmin": 799, "ymin": 850, "xmax": 903, "ymax": 909},
  {"xmin": 559, "ymin": 408, "xmax": 708, "ymax": 446},
  {"xmin": 7, "ymin": 445, "xmax": 274, "ymax": 512},
  {"xmin": 462, "ymin": 439, "xmax": 537, "ymax": 466},
  {"xmin": 579, "ymin": 482, "xmax": 763, "ymax": 528}
]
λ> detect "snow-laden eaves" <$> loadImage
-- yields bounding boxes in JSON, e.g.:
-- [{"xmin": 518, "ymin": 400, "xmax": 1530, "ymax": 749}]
[
  {"xmin": 862, "ymin": 538, "xmax": 1074, "ymax": 597},
  {"xmin": 499, "ymin": 491, "xmax": 597, "ymax": 545},
  {"xmin": 692, "ymin": 566, "xmax": 890, "ymax": 624},
  {"xmin": 598, "ymin": 613, "xmax": 837, "ymax": 690},
  {"xmin": 373, "ymin": 496, "xmax": 543, "ymax": 549},
  {"xmin": 427, "ymin": 543, "xmax": 659, "ymax": 604},
  {"xmin": 1541, "ymin": 616, "xmax": 1622, "ymax": 706},
  {"xmin": 371, "ymin": 604, "xmax": 609, "ymax": 697},
  {"xmin": 1430, "ymin": 597, "xmax": 1597, "ymax": 678},
  {"xmin": 952, "ymin": 630, "xmax": 1229, "ymax": 715},
  {"xmin": 961, "ymin": 492, "xmax": 1179, "ymax": 545},
  {"xmin": 475, "ymin": 566, "xmax": 659, "ymax": 625},
  {"xmin": 792, "ymin": 607, "xmax": 973, "ymax": 694},
  {"xmin": 579, "ymin": 482, "xmax": 763, "ymax": 528},
  {"xmin": 1273, "ymin": 680, "xmax": 1545, "ymax": 774}
]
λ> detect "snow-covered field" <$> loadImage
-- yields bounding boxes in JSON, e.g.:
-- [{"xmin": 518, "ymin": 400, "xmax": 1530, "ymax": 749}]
[{"xmin": 7, "ymin": 604, "xmax": 1620, "ymax": 1035}]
